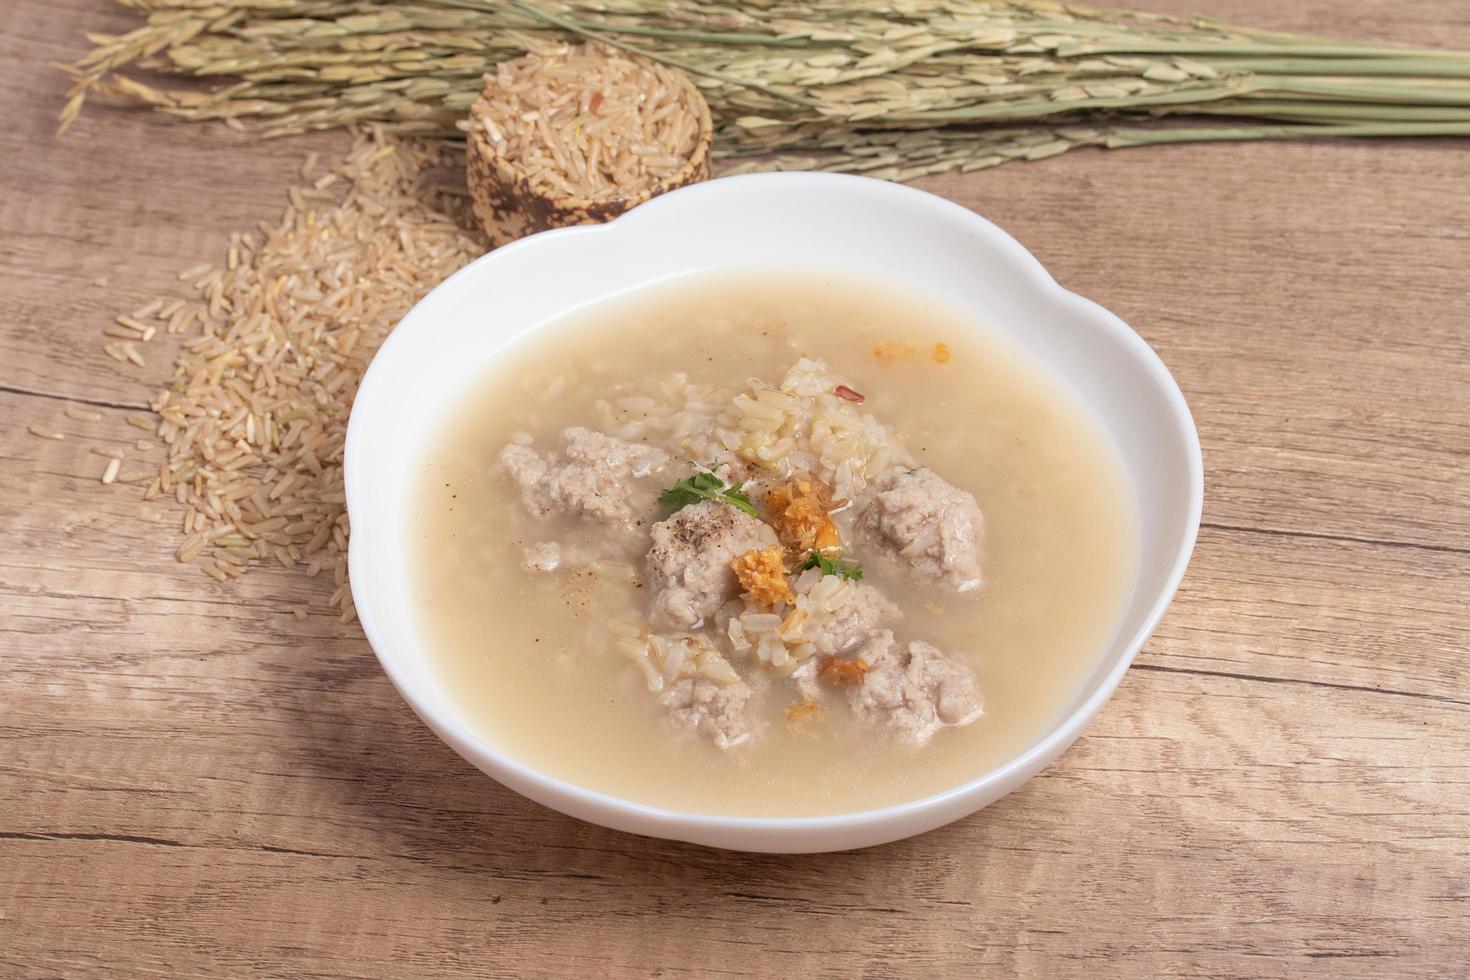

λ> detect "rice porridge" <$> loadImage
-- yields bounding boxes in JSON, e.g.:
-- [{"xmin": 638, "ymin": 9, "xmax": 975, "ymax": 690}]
[{"xmin": 408, "ymin": 271, "xmax": 1138, "ymax": 818}]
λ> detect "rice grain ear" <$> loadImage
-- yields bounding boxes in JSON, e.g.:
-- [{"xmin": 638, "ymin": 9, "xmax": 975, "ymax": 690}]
[
  {"xmin": 58, "ymin": 0, "xmax": 1470, "ymax": 183},
  {"xmin": 465, "ymin": 43, "xmax": 713, "ymax": 246}
]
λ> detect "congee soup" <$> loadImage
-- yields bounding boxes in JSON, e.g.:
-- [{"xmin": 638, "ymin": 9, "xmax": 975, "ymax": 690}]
[{"xmin": 408, "ymin": 271, "xmax": 1139, "ymax": 817}]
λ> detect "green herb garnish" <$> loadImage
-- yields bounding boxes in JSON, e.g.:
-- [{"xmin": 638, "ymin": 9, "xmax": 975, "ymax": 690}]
[
  {"xmin": 802, "ymin": 551, "xmax": 863, "ymax": 582},
  {"xmin": 659, "ymin": 466, "xmax": 758, "ymax": 518}
]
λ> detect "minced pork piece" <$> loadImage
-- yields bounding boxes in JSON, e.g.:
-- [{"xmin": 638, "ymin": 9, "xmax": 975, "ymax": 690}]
[
  {"xmin": 646, "ymin": 500, "xmax": 777, "ymax": 630},
  {"xmin": 497, "ymin": 426, "xmax": 668, "ymax": 523},
  {"xmin": 862, "ymin": 466, "xmax": 983, "ymax": 591},
  {"xmin": 799, "ymin": 579, "xmax": 900, "ymax": 657},
  {"xmin": 660, "ymin": 676, "xmax": 756, "ymax": 749},
  {"xmin": 843, "ymin": 630, "xmax": 982, "ymax": 744}
]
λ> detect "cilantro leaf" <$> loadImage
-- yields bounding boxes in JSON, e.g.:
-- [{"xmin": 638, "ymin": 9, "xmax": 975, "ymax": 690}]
[
  {"xmin": 801, "ymin": 550, "xmax": 863, "ymax": 581},
  {"xmin": 659, "ymin": 465, "xmax": 758, "ymax": 518},
  {"xmin": 722, "ymin": 485, "xmax": 758, "ymax": 517}
]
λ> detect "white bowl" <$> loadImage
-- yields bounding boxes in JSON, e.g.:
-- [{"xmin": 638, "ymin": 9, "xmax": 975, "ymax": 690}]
[{"xmin": 345, "ymin": 172, "xmax": 1203, "ymax": 853}]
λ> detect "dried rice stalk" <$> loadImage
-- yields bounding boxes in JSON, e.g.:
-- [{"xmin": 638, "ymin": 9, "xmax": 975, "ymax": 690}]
[{"xmin": 59, "ymin": 0, "xmax": 1470, "ymax": 179}]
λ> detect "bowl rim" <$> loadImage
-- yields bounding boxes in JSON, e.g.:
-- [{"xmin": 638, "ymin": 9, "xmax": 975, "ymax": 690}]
[{"xmin": 345, "ymin": 170, "xmax": 1204, "ymax": 842}]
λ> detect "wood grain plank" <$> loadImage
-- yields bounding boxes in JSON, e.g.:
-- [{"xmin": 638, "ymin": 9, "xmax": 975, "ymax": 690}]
[
  {"xmin": 3, "ymin": 0, "xmax": 1469, "ymax": 977},
  {"xmin": 3, "ymin": 671, "xmax": 1466, "ymax": 978},
  {"xmin": 1145, "ymin": 526, "xmax": 1470, "ymax": 702}
]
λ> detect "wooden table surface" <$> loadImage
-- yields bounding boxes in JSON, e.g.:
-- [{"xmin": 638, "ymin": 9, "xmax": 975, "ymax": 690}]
[{"xmin": 4, "ymin": 1, "xmax": 1468, "ymax": 976}]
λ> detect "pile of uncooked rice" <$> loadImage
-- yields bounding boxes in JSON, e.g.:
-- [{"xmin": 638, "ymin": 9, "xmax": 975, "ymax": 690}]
[
  {"xmin": 466, "ymin": 42, "xmax": 705, "ymax": 202},
  {"xmin": 107, "ymin": 129, "xmax": 484, "ymax": 620}
]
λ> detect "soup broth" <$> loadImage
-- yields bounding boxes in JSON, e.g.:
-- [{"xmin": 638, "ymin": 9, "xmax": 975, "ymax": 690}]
[{"xmin": 409, "ymin": 271, "xmax": 1138, "ymax": 818}]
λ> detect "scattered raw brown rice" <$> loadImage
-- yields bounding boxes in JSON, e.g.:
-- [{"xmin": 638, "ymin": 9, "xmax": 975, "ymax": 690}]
[
  {"xmin": 29, "ymin": 426, "xmax": 65, "ymax": 441},
  {"xmin": 130, "ymin": 299, "xmax": 163, "ymax": 320},
  {"xmin": 66, "ymin": 406, "xmax": 103, "ymax": 422},
  {"xmin": 101, "ymin": 458, "xmax": 121, "ymax": 484},
  {"xmin": 117, "ymin": 127, "xmax": 484, "ymax": 594}
]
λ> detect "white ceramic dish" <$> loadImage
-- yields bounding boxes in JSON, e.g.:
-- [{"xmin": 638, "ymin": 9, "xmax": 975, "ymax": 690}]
[{"xmin": 345, "ymin": 172, "xmax": 1203, "ymax": 853}]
